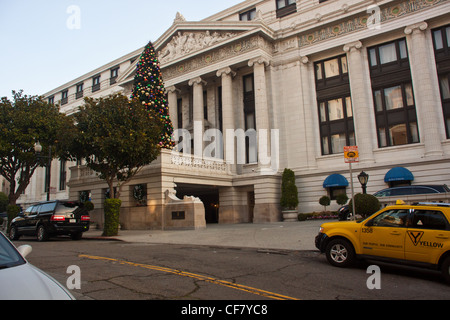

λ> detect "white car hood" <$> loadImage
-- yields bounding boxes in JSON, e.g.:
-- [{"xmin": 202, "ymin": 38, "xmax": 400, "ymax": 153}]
[{"xmin": 0, "ymin": 263, "xmax": 74, "ymax": 300}]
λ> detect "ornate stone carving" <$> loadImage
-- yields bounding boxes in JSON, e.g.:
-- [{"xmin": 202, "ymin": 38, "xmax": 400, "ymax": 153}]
[
  {"xmin": 299, "ymin": 0, "xmax": 446, "ymax": 48},
  {"xmin": 158, "ymin": 31, "xmax": 237, "ymax": 63}
]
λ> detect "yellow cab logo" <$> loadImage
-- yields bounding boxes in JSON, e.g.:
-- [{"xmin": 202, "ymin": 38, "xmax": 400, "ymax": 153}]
[{"xmin": 407, "ymin": 231, "xmax": 424, "ymax": 246}]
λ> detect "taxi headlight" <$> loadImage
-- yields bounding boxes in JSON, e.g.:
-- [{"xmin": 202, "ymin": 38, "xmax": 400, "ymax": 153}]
[{"xmin": 319, "ymin": 226, "xmax": 324, "ymax": 233}]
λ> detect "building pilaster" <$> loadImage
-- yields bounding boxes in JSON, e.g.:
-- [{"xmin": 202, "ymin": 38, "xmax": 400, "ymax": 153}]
[
  {"xmin": 405, "ymin": 22, "xmax": 444, "ymax": 157},
  {"xmin": 248, "ymin": 57, "xmax": 271, "ymax": 170},
  {"xmin": 189, "ymin": 77, "xmax": 207, "ymax": 158},
  {"xmin": 217, "ymin": 67, "xmax": 236, "ymax": 165},
  {"xmin": 343, "ymin": 40, "xmax": 375, "ymax": 163},
  {"xmin": 166, "ymin": 86, "xmax": 180, "ymax": 131}
]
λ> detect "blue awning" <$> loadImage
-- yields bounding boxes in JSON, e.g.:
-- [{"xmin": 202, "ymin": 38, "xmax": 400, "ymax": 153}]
[
  {"xmin": 323, "ymin": 174, "xmax": 349, "ymax": 188},
  {"xmin": 384, "ymin": 167, "xmax": 414, "ymax": 183}
]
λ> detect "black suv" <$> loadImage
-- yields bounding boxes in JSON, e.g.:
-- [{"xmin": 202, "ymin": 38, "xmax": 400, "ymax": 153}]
[
  {"xmin": 338, "ymin": 185, "xmax": 450, "ymax": 221},
  {"xmin": 9, "ymin": 200, "xmax": 90, "ymax": 241}
]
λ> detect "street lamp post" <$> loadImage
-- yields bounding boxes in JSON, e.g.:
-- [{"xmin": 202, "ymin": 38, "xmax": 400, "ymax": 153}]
[
  {"xmin": 358, "ymin": 171, "xmax": 369, "ymax": 194},
  {"xmin": 34, "ymin": 142, "xmax": 52, "ymax": 201}
]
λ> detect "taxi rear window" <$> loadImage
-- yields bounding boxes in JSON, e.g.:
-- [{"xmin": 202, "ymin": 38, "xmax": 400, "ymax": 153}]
[{"xmin": 411, "ymin": 210, "xmax": 449, "ymax": 230}]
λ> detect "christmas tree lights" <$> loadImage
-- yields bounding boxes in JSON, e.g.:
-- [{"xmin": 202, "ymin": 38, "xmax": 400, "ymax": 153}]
[{"xmin": 132, "ymin": 41, "xmax": 174, "ymax": 149}]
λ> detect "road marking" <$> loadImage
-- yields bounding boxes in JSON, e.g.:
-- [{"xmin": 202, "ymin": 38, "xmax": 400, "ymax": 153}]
[{"xmin": 79, "ymin": 254, "xmax": 299, "ymax": 300}]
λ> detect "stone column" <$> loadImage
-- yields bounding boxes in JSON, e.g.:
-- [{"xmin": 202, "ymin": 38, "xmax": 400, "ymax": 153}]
[
  {"xmin": 300, "ymin": 56, "xmax": 319, "ymax": 168},
  {"xmin": 189, "ymin": 77, "xmax": 207, "ymax": 158},
  {"xmin": 405, "ymin": 22, "xmax": 444, "ymax": 157},
  {"xmin": 216, "ymin": 67, "xmax": 236, "ymax": 164},
  {"xmin": 343, "ymin": 40, "xmax": 375, "ymax": 163},
  {"xmin": 248, "ymin": 57, "xmax": 271, "ymax": 170},
  {"xmin": 166, "ymin": 86, "xmax": 180, "ymax": 131}
]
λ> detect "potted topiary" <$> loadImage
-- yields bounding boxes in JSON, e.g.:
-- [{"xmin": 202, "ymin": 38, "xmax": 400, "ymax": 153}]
[
  {"xmin": 280, "ymin": 168, "xmax": 299, "ymax": 222},
  {"xmin": 319, "ymin": 195, "xmax": 331, "ymax": 213},
  {"xmin": 348, "ymin": 193, "xmax": 380, "ymax": 219}
]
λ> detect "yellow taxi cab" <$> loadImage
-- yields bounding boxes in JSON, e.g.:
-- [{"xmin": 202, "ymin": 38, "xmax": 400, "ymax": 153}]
[{"xmin": 315, "ymin": 201, "xmax": 450, "ymax": 283}]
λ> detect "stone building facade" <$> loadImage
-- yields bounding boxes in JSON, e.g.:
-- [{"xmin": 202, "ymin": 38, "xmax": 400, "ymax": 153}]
[{"xmin": 16, "ymin": 0, "xmax": 450, "ymax": 229}]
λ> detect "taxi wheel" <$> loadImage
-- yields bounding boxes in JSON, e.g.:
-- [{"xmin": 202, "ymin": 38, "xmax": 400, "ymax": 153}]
[
  {"xmin": 325, "ymin": 238, "xmax": 355, "ymax": 268},
  {"xmin": 441, "ymin": 256, "xmax": 450, "ymax": 284}
]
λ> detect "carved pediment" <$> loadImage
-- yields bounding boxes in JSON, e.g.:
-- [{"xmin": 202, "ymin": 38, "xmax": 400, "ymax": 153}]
[{"xmin": 158, "ymin": 30, "xmax": 239, "ymax": 64}]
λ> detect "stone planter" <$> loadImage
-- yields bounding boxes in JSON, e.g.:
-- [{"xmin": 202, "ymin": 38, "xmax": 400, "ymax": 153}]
[{"xmin": 282, "ymin": 209, "xmax": 298, "ymax": 222}]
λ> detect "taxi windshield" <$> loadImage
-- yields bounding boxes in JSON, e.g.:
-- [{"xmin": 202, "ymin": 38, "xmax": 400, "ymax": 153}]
[{"xmin": 0, "ymin": 233, "xmax": 26, "ymax": 269}]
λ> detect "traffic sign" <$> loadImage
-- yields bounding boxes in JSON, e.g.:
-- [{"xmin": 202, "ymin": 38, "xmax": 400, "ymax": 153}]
[{"xmin": 344, "ymin": 146, "xmax": 359, "ymax": 163}]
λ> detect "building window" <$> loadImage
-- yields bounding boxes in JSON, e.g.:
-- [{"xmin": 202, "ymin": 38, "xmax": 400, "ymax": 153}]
[
  {"xmin": 368, "ymin": 39, "xmax": 410, "ymax": 83},
  {"xmin": 203, "ymin": 91, "xmax": 208, "ymax": 120},
  {"xmin": 110, "ymin": 67, "xmax": 119, "ymax": 85},
  {"xmin": 92, "ymin": 75, "xmax": 101, "ymax": 92},
  {"xmin": 432, "ymin": 24, "xmax": 450, "ymax": 138},
  {"xmin": 243, "ymin": 74, "xmax": 257, "ymax": 163},
  {"xmin": 177, "ymin": 98, "xmax": 183, "ymax": 129},
  {"xmin": 76, "ymin": 83, "xmax": 84, "ymax": 99},
  {"xmin": 48, "ymin": 96, "xmax": 54, "ymax": 105},
  {"xmin": 59, "ymin": 160, "xmax": 66, "ymax": 191},
  {"xmin": 373, "ymin": 83, "xmax": 418, "ymax": 147},
  {"xmin": 276, "ymin": 0, "xmax": 296, "ymax": 18},
  {"xmin": 319, "ymin": 97, "xmax": 355, "ymax": 155},
  {"xmin": 368, "ymin": 39, "xmax": 418, "ymax": 148},
  {"xmin": 315, "ymin": 55, "xmax": 354, "ymax": 155},
  {"xmin": 240, "ymin": 8, "xmax": 256, "ymax": 21},
  {"xmin": 61, "ymin": 90, "xmax": 68, "ymax": 105}
]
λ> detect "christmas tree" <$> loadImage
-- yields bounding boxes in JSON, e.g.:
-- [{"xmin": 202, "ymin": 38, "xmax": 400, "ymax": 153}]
[{"xmin": 132, "ymin": 41, "xmax": 174, "ymax": 149}]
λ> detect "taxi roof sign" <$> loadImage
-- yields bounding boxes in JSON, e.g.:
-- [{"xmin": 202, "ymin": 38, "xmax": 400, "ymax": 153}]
[{"xmin": 344, "ymin": 146, "xmax": 359, "ymax": 163}]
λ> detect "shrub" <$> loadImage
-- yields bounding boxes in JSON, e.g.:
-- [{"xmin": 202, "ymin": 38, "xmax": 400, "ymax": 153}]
[
  {"xmin": 6, "ymin": 205, "xmax": 20, "ymax": 233},
  {"xmin": 335, "ymin": 193, "xmax": 349, "ymax": 206},
  {"xmin": 103, "ymin": 199, "xmax": 122, "ymax": 237},
  {"xmin": 319, "ymin": 195, "xmax": 331, "ymax": 211},
  {"xmin": 0, "ymin": 192, "xmax": 8, "ymax": 213},
  {"xmin": 280, "ymin": 169, "xmax": 299, "ymax": 210},
  {"xmin": 348, "ymin": 193, "xmax": 381, "ymax": 218},
  {"xmin": 298, "ymin": 213, "xmax": 311, "ymax": 221},
  {"xmin": 84, "ymin": 201, "xmax": 94, "ymax": 211}
]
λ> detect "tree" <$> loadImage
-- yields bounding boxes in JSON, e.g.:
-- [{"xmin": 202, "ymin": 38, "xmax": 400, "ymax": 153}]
[
  {"xmin": 319, "ymin": 195, "xmax": 331, "ymax": 212},
  {"xmin": 0, "ymin": 91, "xmax": 68, "ymax": 205},
  {"xmin": 280, "ymin": 168, "xmax": 299, "ymax": 210},
  {"xmin": 69, "ymin": 93, "xmax": 163, "ymax": 200},
  {"xmin": 349, "ymin": 193, "xmax": 380, "ymax": 218},
  {"xmin": 131, "ymin": 41, "xmax": 174, "ymax": 150}
]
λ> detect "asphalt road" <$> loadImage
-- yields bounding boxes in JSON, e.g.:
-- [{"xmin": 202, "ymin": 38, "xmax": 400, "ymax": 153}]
[{"xmin": 11, "ymin": 236, "xmax": 450, "ymax": 304}]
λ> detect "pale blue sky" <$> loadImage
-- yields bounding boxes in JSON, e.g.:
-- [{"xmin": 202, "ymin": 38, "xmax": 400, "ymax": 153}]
[{"xmin": 0, "ymin": 0, "xmax": 244, "ymax": 99}]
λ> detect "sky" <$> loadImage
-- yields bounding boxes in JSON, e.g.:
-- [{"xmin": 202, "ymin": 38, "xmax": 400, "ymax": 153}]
[{"xmin": 0, "ymin": 0, "xmax": 244, "ymax": 99}]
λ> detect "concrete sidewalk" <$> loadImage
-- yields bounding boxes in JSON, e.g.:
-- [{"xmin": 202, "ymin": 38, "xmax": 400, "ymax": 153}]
[{"xmin": 83, "ymin": 220, "xmax": 326, "ymax": 251}]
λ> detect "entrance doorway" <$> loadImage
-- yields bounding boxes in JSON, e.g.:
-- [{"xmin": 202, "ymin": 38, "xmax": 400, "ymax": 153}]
[{"xmin": 175, "ymin": 184, "xmax": 220, "ymax": 223}]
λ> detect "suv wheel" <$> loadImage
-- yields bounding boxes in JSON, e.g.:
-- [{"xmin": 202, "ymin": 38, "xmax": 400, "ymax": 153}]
[
  {"xmin": 325, "ymin": 238, "xmax": 355, "ymax": 268},
  {"xmin": 9, "ymin": 225, "xmax": 20, "ymax": 240},
  {"xmin": 36, "ymin": 225, "xmax": 49, "ymax": 242}
]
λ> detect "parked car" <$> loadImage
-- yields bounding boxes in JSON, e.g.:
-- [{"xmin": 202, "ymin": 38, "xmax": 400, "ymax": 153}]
[
  {"xmin": 316, "ymin": 201, "xmax": 450, "ymax": 283},
  {"xmin": 9, "ymin": 200, "xmax": 90, "ymax": 242},
  {"xmin": 338, "ymin": 185, "xmax": 450, "ymax": 221},
  {"xmin": 0, "ymin": 232, "xmax": 74, "ymax": 299}
]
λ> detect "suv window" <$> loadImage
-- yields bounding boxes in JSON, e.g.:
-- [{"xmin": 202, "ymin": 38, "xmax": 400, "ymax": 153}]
[
  {"xmin": 55, "ymin": 202, "xmax": 82, "ymax": 214},
  {"xmin": 413, "ymin": 187, "xmax": 437, "ymax": 194},
  {"xmin": 389, "ymin": 187, "xmax": 412, "ymax": 196},
  {"xmin": 39, "ymin": 202, "xmax": 57, "ymax": 213},
  {"xmin": 23, "ymin": 206, "xmax": 34, "ymax": 217},
  {"xmin": 411, "ymin": 210, "xmax": 449, "ymax": 230},
  {"xmin": 31, "ymin": 205, "xmax": 40, "ymax": 214},
  {"xmin": 372, "ymin": 209, "xmax": 409, "ymax": 227}
]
